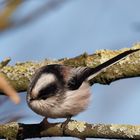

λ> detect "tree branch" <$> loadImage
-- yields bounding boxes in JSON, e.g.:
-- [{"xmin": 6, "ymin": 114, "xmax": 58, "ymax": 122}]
[
  {"xmin": 0, "ymin": 44, "xmax": 140, "ymax": 93},
  {"xmin": 0, "ymin": 0, "xmax": 22, "ymax": 31},
  {"xmin": 0, "ymin": 120, "xmax": 140, "ymax": 139},
  {"xmin": 0, "ymin": 0, "xmax": 68, "ymax": 32},
  {"xmin": 0, "ymin": 44, "xmax": 140, "ymax": 139}
]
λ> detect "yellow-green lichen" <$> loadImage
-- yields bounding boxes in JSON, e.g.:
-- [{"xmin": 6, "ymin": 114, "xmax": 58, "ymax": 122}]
[
  {"xmin": 110, "ymin": 124, "xmax": 140, "ymax": 138},
  {"xmin": 68, "ymin": 121, "xmax": 86, "ymax": 132},
  {"xmin": 0, "ymin": 122, "xmax": 19, "ymax": 139}
]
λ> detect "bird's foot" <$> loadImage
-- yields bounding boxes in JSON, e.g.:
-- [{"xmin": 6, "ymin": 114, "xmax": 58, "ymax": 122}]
[
  {"xmin": 40, "ymin": 117, "xmax": 51, "ymax": 128},
  {"xmin": 61, "ymin": 118, "xmax": 86, "ymax": 140},
  {"xmin": 61, "ymin": 117, "xmax": 71, "ymax": 133}
]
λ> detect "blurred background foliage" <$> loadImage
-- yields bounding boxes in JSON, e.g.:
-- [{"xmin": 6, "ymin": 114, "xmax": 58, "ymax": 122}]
[{"xmin": 0, "ymin": 0, "xmax": 140, "ymax": 140}]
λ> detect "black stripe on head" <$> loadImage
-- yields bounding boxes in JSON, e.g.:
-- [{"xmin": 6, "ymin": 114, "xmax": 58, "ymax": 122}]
[
  {"xmin": 37, "ymin": 82, "xmax": 58, "ymax": 100},
  {"xmin": 28, "ymin": 64, "xmax": 65, "ymax": 94},
  {"xmin": 41, "ymin": 64, "xmax": 65, "ymax": 85}
]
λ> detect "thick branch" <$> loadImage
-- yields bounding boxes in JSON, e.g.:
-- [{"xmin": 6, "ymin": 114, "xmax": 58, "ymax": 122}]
[
  {"xmin": 0, "ymin": 44, "xmax": 140, "ymax": 93},
  {"xmin": 0, "ymin": 120, "xmax": 140, "ymax": 139},
  {"xmin": 0, "ymin": 44, "xmax": 140, "ymax": 139}
]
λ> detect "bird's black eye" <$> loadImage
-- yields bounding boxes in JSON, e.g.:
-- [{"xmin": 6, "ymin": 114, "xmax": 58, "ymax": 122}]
[{"xmin": 38, "ymin": 83, "xmax": 57, "ymax": 100}]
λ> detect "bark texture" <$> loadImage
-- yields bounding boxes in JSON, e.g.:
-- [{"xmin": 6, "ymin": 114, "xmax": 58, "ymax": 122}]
[
  {"xmin": 0, "ymin": 120, "xmax": 140, "ymax": 139},
  {"xmin": 0, "ymin": 44, "xmax": 140, "ymax": 139},
  {"xmin": 0, "ymin": 44, "xmax": 140, "ymax": 93}
]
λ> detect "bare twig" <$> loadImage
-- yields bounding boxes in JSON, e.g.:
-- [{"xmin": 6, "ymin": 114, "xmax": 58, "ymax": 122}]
[
  {"xmin": 0, "ymin": 0, "xmax": 67, "ymax": 32},
  {"xmin": 0, "ymin": 0, "xmax": 22, "ymax": 30},
  {"xmin": 14, "ymin": 0, "xmax": 67, "ymax": 28},
  {"xmin": 0, "ymin": 57, "xmax": 11, "ymax": 68}
]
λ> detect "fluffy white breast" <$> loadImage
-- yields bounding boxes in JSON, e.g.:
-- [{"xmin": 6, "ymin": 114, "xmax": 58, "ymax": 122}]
[
  {"xmin": 62, "ymin": 82, "xmax": 91, "ymax": 116},
  {"xmin": 28, "ymin": 82, "xmax": 91, "ymax": 118}
]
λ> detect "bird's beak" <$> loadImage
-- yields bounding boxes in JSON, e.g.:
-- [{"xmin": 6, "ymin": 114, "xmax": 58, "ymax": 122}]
[
  {"xmin": 30, "ymin": 98, "xmax": 35, "ymax": 102},
  {"xmin": 29, "ymin": 97, "xmax": 36, "ymax": 102},
  {"xmin": 29, "ymin": 90, "xmax": 37, "ymax": 101}
]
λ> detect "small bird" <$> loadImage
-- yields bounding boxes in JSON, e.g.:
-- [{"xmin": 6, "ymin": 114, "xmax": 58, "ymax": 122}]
[{"xmin": 27, "ymin": 49, "xmax": 139, "ymax": 124}]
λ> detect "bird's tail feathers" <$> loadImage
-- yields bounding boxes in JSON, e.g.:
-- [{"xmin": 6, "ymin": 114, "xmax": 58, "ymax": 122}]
[{"xmin": 87, "ymin": 49, "xmax": 139, "ymax": 81}]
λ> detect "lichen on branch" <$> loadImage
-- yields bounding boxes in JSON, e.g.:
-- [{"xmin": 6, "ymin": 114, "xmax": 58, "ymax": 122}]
[
  {"xmin": 0, "ymin": 44, "xmax": 140, "ymax": 93},
  {"xmin": 0, "ymin": 120, "xmax": 140, "ymax": 139},
  {"xmin": 0, "ymin": 44, "xmax": 140, "ymax": 139}
]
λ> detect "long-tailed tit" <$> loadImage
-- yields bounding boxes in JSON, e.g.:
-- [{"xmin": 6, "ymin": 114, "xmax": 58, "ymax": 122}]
[{"xmin": 27, "ymin": 49, "xmax": 139, "ymax": 123}]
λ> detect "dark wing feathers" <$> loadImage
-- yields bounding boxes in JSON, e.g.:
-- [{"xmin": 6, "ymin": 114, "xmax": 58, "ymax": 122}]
[{"xmin": 67, "ymin": 67, "xmax": 93, "ymax": 90}]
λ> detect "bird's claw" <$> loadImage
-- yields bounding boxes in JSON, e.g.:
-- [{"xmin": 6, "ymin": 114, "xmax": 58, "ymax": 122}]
[
  {"xmin": 40, "ymin": 117, "xmax": 51, "ymax": 128},
  {"xmin": 61, "ymin": 117, "xmax": 71, "ymax": 133}
]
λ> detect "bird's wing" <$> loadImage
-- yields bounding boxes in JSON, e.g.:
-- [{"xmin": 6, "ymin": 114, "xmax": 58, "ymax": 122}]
[{"xmin": 67, "ymin": 67, "xmax": 93, "ymax": 90}]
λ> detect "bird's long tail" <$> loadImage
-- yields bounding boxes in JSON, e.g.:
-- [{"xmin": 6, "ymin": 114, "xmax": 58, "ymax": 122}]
[{"xmin": 87, "ymin": 49, "xmax": 139, "ymax": 82}]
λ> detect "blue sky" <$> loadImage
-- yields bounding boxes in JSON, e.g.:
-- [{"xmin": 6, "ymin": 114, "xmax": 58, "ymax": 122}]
[{"xmin": 0, "ymin": 0, "xmax": 140, "ymax": 139}]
